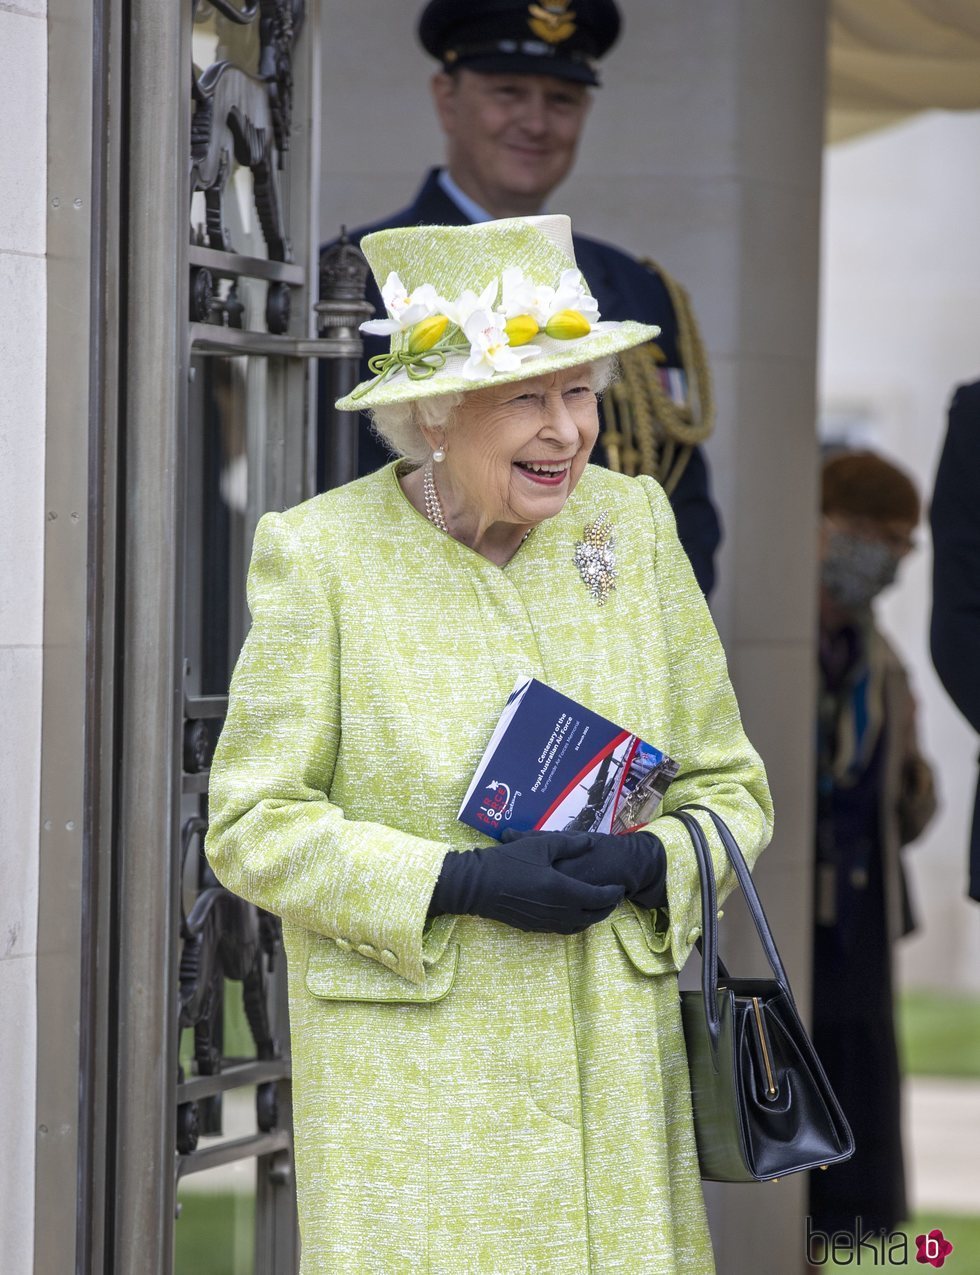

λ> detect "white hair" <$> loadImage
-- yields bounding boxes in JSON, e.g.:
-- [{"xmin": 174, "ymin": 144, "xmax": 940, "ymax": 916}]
[{"xmin": 368, "ymin": 355, "xmax": 619, "ymax": 464}]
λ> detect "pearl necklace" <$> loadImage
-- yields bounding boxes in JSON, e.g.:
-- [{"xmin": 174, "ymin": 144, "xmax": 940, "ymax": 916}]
[
  {"xmin": 422, "ymin": 463, "xmax": 532, "ymax": 548},
  {"xmin": 422, "ymin": 462, "xmax": 449, "ymax": 533}
]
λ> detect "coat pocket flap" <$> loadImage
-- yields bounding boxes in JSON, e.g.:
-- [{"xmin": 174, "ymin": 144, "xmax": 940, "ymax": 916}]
[
  {"xmin": 612, "ymin": 907, "xmax": 675, "ymax": 977},
  {"xmin": 305, "ymin": 938, "xmax": 459, "ymax": 1003}
]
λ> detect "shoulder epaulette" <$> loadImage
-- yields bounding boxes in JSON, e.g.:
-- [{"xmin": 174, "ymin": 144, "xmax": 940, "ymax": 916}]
[{"xmin": 601, "ymin": 259, "xmax": 715, "ymax": 495}]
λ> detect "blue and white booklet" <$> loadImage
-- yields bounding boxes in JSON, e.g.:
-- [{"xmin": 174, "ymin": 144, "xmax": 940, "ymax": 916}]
[{"xmin": 459, "ymin": 677, "xmax": 679, "ymax": 840}]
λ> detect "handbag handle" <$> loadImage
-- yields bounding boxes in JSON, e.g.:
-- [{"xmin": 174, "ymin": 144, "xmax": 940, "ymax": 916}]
[
  {"xmin": 685, "ymin": 804, "xmax": 792, "ymax": 994},
  {"xmin": 664, "ymin": 805, "xmax": 793, "ymax": 1057},
  {"xmin": 664, "ymin": 809, "xmax": 723, "ymax": 1054}
]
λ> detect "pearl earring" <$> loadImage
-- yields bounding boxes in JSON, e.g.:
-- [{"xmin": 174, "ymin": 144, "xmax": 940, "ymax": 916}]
[{"xmin": 432, "ymin": 447, "xmax": 446, "ymax": 463}]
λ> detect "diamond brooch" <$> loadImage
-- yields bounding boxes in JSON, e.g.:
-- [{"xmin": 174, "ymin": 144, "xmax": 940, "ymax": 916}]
[{"xmin": 574, "ymin": 511, "xmax": 617, "ymax": 604}]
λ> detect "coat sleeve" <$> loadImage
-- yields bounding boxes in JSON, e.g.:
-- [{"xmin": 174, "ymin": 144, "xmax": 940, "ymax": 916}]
[
  {"xmin": 205, "ymin": 511, "xmax": 449, "ymax": 986},
  {"xmin": 930, "ymin": 382, "xmax": 980, "ymax": 735},
  {"xmin": 634, "ymin": 476, "xmax": 774, "ymax": 972},
  {"xmin": 889, "ymin": 658, "xmax": 938, "ymax": 848},
  {"xmin": 668, "ymin": 445, "xmax": 722, "ymax": 599}
]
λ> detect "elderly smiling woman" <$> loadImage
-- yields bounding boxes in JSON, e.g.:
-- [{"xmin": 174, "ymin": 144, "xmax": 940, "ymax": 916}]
[{"xmin": 206, "ymin": 215, "xmax": 773, "ymax": 1274}]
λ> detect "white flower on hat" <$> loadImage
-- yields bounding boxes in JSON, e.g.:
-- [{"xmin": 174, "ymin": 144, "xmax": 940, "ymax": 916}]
[
  {"xmin": 499, "ymin": 267, "xmax": 556, "ymax": 325},
  {"xmin": 552, "ymin": 267, "xmax": 600, "ymax": 322},
  {"xmin": 460, "ymin": 309, "xmax": 541, "ymax": 380},
  {"xmin": 360, "ymin": 271, "xmax": 442, "ymax": 336},
  {"xmin": 499, "ymin": 266, "xmax": 600, "ymax": 329},
  {"xmin": 440, "ymin": 279, "xmax": 499, "ymax": 330}
]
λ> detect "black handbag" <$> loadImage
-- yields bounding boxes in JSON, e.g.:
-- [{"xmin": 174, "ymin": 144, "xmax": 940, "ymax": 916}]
[{"xmin": 666, "ymin": 805, "xmax": 855, "ymax": 1183}]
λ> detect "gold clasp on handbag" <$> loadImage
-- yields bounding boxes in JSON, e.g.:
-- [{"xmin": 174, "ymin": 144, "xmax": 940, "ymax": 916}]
[{"xmin": 751, "ymin": 996, "xmax": 778, "ymax": 1099}]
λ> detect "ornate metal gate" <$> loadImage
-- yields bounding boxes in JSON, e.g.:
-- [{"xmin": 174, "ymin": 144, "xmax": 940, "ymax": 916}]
[{"xmin": 46, "ymin": 2, "xmax": 366, "ymax": 1270}]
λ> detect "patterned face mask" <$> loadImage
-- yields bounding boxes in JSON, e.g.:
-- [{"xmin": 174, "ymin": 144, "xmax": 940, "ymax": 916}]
[{"xmin": 821, "ymin": 529, "xmax": 902, "ymax": 611}]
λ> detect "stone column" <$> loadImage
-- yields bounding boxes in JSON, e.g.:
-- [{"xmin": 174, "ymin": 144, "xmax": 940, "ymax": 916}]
[
  {"xmin": 562, "ymin": 6, "xmax": 828, "ymax": 1265},
  {"xmin": 321, "ymin": 3, "xmax": 828, "ymax": 1269},
  {"xmin": 0, "ymin": 5, "xmax": 46, "ymax": 1274},
  {"xmin": 575, "ymin": 14, "xmax": 828, "ymax": 1268}
]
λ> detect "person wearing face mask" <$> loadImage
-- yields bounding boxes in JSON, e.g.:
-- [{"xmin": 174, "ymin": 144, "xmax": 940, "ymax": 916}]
[{"xmin": 809, "ymin": 451, "xmax": 936, "ymax": 1246}]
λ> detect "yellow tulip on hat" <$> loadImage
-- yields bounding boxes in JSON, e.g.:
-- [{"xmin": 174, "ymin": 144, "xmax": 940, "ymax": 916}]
[{"xmin": 545, "ymin": 310, "xmax": 592, "ymax": 340}]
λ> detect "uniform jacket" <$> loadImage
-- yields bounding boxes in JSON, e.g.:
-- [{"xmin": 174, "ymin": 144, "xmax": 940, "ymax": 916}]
[
  {"xmin": 320, "ymin": 168, "xmax": 722, "ymax": 595},
  {"xmin": 206, "ymin": 464, "xmax": 772, "ymax": 1273},
  {"xmin": 931, "ymin": 378, "xmax": 980, "ymax": 902}
]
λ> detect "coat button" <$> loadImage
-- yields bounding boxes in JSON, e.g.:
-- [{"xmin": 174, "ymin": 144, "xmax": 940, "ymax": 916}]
[
  {"xmin": 334, "ymin": 937, "xmax": 352, "ymax": 952},
  {"xmin": 356, "ymin": 943, "xmax": 377, "ymax": 958},
  {"xmin": 380, "ymin": 949, "xmax": 398, "ymax": 968}
]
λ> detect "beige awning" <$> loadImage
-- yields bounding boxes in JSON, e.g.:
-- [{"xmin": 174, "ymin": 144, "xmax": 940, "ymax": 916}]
[{"xmin": 829, "ymin": 0, "xmax": 980, "ymax": 142}]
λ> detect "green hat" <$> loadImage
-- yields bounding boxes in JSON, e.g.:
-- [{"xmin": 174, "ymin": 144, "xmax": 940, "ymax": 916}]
[{"xmin": 336, "ymin": 215, "xmax": 660, "ymax": 411}]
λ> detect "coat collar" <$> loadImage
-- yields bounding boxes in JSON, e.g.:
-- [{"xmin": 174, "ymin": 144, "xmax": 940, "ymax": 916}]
[{"xmin": 405, "ymin": 168, "xmax": 471, "ymax": 227}]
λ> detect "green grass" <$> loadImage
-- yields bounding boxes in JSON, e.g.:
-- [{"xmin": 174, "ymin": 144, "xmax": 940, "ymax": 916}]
[
  {"xmin": 899, "ymin": 991, "xmax": 980, "ymax": 1079},
  {"xmin": 176, "ymin": 991, "xmax": 264, "ymax": 1274},
  {"xmin": 900, "ymin": 1212, "xmax": 980, "ymax": 1268},
  {"xmin": 175, "ymin": 1190, "xmax": 254, "ymax": 1275}
]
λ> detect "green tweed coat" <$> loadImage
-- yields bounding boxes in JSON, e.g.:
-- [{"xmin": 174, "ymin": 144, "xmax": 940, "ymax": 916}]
[{"xmin": 206, "ymin": 462, "xmax": 773, "ymax": 1274}]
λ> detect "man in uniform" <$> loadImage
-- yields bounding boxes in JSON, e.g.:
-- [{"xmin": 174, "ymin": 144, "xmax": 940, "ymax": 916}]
[{"xmin": 320, "ymin": 0, "xmax": 721, "ymax": 594}]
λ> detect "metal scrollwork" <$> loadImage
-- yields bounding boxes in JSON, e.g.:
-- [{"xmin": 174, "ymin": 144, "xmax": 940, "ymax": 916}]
[
  {"xmin": 196, "ymin": 0, "xmax": 262, "ymax": 23},
  {"xmin": 189, "ymin": 266, "xmax": 214, "ymax": 322},
  {"xmin": 259, "ymin": 0, "xmax": 304, "ymax": 164},
  {"xmin": 190, "ymin": 0, "xmax": 306, "ymax": 264},
  {"xmin": 183, "ymin": 719, "xmax": 213, "ymax": 773},
  {"xmin": 177, "ymin": 814, "xmax": 283, "ymax": 1152}
]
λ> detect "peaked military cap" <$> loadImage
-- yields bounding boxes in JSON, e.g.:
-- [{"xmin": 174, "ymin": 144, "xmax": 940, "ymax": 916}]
[{"xmin": 418, "ymin": 0, "xmax": 621, "ymax": 87}]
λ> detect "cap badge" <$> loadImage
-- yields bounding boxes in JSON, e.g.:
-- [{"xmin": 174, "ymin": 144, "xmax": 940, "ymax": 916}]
[{"xmin": 527, "ymin": 1, "xmax": 577, "ymax": 45}]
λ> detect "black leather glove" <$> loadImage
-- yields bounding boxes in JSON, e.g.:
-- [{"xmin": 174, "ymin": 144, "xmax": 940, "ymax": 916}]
[
  {"xmin": 429, "ymin": 831, "xmax": 625, "ymax": 934},
  {"xmin": 550, "ymin": 830, "xmax": 668, "ymax": 910}
]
